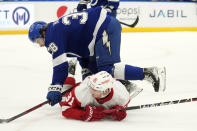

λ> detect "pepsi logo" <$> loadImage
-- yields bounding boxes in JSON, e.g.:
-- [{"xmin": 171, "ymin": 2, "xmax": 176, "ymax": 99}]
[{"xmin": 57, "ymin": 6, "xmax": 68, "ymax": 18}]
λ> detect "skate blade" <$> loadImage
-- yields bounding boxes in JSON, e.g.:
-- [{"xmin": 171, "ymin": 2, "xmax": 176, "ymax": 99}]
[
  {"xmin": 130, "ymin": 88, "xmax": 143, "ymax": 100},
  {"xmin": 158, "ymin": 67, "xmax": 166, "ymax": 92}
]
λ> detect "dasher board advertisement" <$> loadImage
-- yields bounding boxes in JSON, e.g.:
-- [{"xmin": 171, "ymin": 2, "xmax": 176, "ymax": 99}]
[{"xmin": 0, "ymin": 4, "xmax": 34, "ymax": 30}]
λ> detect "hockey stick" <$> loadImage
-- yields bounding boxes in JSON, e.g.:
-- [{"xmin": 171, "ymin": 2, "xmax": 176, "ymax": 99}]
[
  {"xmin": 119, "ymin": 16, "xmax": 139, "ymax": 28},
  {"xmin": 0, "ymin": 100, "xmax": 49, "ymax": 124},
  {"xmin": 0, "ymin": 88, "xmax": 72, "ymax": 123},
  {"xmin": 123, "ymin": 97, "xmax": 197, "ymax": 111}
]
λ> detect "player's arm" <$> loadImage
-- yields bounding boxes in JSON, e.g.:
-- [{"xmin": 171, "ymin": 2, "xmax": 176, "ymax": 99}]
[
  {"xmin": 46, "ymin": 39, "xmax": 69, "ymax": 106},
  {"xmin": 61, "ymin": 87, "xmax": 106, "ymax": 122},
  {"xmin": 109, "ymin": 82, "xmax": 131, "ymax": 121},
  {"xmin": 51, "ymin": 55, "xmax": 68, "ymax": 85},
  {"xmin": 103, "ymin": 99, "xmax": 129, "ymax": 121},
  {"xmin": 47, "ymin": 55, "xmax": 69, "ymax": 106},
  {"xmin": 104, "ymin": 105, "xmax": 127, "ymax": 121},
  {"xmin": 77, "ymin": 0, "xmax": 90, "ymax": 11}
]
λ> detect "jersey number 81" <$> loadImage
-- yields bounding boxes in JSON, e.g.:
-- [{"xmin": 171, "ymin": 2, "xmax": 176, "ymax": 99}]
[{"xmin": 62, "ymin": 12, "xmax": 88, "ymax": 25}]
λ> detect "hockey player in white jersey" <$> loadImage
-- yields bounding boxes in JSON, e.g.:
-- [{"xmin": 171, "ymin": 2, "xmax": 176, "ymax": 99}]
[{"xmin": 60, "ymin": 71, "xmax": 131, "ymax": 121}]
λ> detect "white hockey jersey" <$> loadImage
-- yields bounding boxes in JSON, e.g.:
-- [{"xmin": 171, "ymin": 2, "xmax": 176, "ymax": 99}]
[{"xmin": 60, "ymin": 77, "xmax": 131, "ymax": 111}]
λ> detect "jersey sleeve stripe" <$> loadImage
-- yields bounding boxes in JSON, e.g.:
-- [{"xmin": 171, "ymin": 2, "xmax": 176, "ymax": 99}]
[
  {"xmin": 88, "ymin": 8, "xmax": 107, "ymax": 56},
  {"xmin": 53, "ymin": 53, "xmax": 67, "ymax": 67}
]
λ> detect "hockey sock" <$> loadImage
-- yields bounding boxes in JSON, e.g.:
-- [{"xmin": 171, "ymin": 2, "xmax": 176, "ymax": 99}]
[{"xmin": 113, "ymin": 64, "xmax": 144, "ymax": 80}]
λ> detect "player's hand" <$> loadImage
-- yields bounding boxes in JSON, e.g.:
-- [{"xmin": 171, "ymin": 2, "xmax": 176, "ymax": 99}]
[
  {"xmin": 109, "ymin": 106, "xmax": 127, "ymax": 121},
  {"xmin": 83, "ymin": 105, "xmax": 106, "ymax": 121},
  {"xmin": 47, "ymin": 85, "xmax": 62, "ymax": 106}
]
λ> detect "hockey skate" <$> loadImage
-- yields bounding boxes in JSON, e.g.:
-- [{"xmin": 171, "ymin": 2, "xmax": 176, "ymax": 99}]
[
  {"xmin": 68, "ymin": 58, "xmax": 78, "ymax": 75},
  {"xmin": 144, "ymin": 67, "xmax": 166, "ymax": 92},
  {"xmin": 119, "ymin": 80, "xmax": 143, "ymax": 100}
]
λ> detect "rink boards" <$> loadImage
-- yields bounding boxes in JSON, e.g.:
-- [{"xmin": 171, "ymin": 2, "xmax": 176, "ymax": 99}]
[{"xmin": 0, "ymin": 1, "xmax": 197, "ymax": 34}]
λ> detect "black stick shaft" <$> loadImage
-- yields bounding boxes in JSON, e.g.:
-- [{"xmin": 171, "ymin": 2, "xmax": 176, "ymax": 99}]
[
  {"xmin": 119, "ymin": 16, "xmax": 139, "ymax": 28},
  {"xmin": 123, "ymin": 97, "xmax": 197, "ymax": 111},
  {"xmin": 6, "ymin": 100, "xmax": 49, "ymax": 123}
]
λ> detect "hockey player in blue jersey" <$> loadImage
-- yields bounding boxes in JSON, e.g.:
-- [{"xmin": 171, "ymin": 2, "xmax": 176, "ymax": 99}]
[
  {"xmin": 28, "ymin": 7, "xmax": 166, "ymax": 106},
  {"xmin": 77, "ymin": 0, "xmax": 119, "ymax": 17}
]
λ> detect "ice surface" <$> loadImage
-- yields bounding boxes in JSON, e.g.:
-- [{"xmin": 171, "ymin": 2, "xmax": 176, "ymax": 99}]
[{"xmin": 0, "ymin": 32, "xmax": 197, "ymax": 131}]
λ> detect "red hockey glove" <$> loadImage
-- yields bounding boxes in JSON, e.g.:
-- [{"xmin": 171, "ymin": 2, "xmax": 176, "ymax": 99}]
[
  {"xmin": 83, "ymin": 105, "xmax": 106, "ymax": 122},
  {"xmin": 109, "ymin": 106, "xmax": 127, "ymax": 121}
]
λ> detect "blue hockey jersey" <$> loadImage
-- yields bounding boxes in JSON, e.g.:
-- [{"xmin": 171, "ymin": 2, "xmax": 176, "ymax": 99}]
[
  {"xmin": 78, "ymin": 0, "xmax": 119, "ymax": 12},
  {"xmin": 91, "ymin": 0, "xmax": 119, "ymax": 11},
  {"xmin": 44, "ymin": 7, "xmax": 111, "ymax": 85}
]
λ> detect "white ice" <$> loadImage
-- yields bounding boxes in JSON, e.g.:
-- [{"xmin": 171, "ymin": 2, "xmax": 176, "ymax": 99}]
[{"xmin": 0, "ymin": 32, "xmax": 197, "ymax": 131}]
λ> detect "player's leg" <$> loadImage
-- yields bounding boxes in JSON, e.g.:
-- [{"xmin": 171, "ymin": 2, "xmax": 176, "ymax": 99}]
[
  {"xmin": 94, "ymin": 16, "xmax": 144, "ymax": 93},
  {"xmin": 95, "ymin": 16, "xmax": 144, "ymax": 80},
  {"xmin": 106, "ymin": 16, "xmax": 166, "ymax": 92},
  {"xmin": 114, "ymin": 63, "xmax": 166, "ymax": 92},
  {"xmin": 95, "ymin": 16, "xmax": 166, "ymax": 92},
  {"xmin": 78, "ymin": 58, "xmax": 90, "ymax": 80}
]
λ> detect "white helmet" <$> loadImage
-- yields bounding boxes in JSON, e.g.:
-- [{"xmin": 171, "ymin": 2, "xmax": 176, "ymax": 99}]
[{"xmin": 88, "ymin": 71, "xmax": 114, "ymax": 91}]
